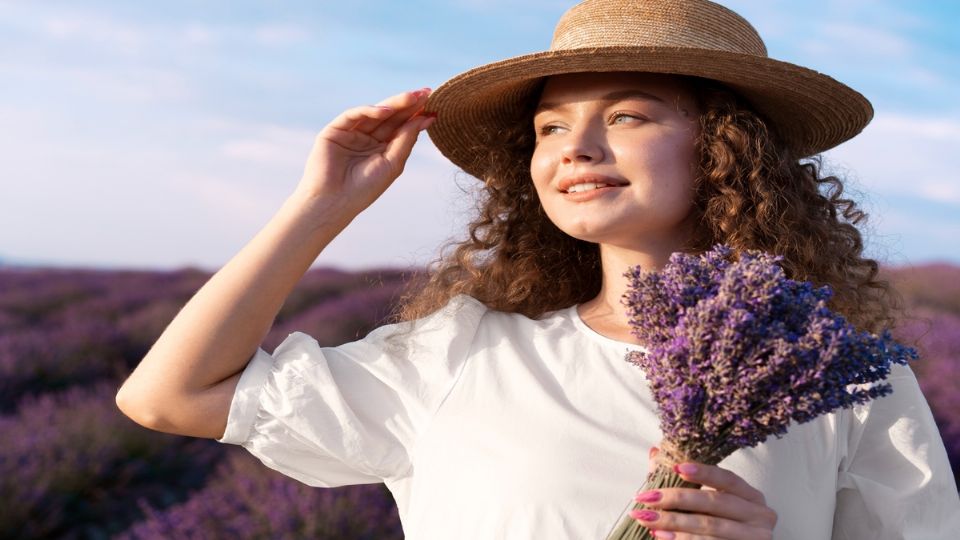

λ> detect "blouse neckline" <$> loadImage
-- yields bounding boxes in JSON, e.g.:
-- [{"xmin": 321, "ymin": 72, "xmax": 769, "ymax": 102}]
[{"xmin": 567, "ymin": 305, "xmax": 647, "ymax": 352}]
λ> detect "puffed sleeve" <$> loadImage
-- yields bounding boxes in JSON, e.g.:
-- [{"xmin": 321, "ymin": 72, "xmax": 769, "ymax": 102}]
[
  {"xmin": 216, "ymin": 295, "xmax": 486, "ymax": 487},
  {"xmin": 832, "ymin": 363, "xmax": 960, "ymax": 539}
]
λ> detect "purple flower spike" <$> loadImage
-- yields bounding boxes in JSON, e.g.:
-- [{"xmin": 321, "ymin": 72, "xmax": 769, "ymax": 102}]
[{"xmin": 607, "ymin": 245, "xmax": 918, "ymax": 540}]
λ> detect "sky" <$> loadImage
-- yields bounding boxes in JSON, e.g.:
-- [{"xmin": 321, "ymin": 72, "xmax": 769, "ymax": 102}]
[{"xmin": 1, "ymin": 0, "xmax": 958, "ymax": 271}]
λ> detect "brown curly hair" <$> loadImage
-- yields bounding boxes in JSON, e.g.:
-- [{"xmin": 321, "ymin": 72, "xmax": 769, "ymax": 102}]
[{"xmin": 396, "ymin": 76, "xmax": 899, "ymax": 333}]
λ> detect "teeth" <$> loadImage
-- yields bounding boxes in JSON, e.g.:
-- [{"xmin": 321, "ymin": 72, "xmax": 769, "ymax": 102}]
[{"xmin": 567, "ymin": 182, "xmax": 606, "ymax": 193}]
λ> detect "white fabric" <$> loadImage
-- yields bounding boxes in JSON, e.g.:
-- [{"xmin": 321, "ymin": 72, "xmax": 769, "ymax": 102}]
[{"xmin": 218, "ymin": 294, "xmax": 960, "ymax": 539}]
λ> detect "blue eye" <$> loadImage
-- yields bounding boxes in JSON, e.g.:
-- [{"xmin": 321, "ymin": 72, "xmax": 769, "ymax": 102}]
[{"xmin": 611, "ymin": 112, "xmax": 642, "ymax": 124}]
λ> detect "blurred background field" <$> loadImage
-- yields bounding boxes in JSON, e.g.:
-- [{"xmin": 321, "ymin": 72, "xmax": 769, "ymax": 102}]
[
  {"xmin": 0, "ymin": 267, "xmax": 409, "ymax": 540},
  {"xmin": 0, "ymin": 264, "xmax": 957, "ymax": 539}
]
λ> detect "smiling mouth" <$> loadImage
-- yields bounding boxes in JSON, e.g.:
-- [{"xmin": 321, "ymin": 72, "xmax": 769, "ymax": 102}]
[
  {"xmin": 564, "ymin": 182, "xmax": 618, "ymax": 194},
  {"xmin": 559, "ymin": 174, "xmax": 629, "ymax": 194}
]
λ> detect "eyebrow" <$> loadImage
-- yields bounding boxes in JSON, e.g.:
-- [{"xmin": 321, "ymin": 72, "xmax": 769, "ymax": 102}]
[{"xmin": 535, "ymin": 89, "xmax": 666, "ymax": 114}]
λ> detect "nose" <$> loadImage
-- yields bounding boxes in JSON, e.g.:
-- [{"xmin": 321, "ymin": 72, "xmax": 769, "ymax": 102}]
[{"xmin": 561, "ymin": 124, "xmax": 605, "ymax": 164}]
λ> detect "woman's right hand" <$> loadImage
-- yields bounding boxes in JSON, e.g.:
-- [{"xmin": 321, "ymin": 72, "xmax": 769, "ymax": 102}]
[
  {"xmin": 295, "ymin": 87, "xmax": 435, "ymax": 218},
  {"xmin": 117, "ymin": 89, "xmax": 436, "ymax": 439}
]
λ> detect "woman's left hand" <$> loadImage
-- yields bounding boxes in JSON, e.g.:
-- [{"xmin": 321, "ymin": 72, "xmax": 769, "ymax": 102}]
[{"xmin": 631, "ymin": 446, "xmax": 778, "ymax": 539}]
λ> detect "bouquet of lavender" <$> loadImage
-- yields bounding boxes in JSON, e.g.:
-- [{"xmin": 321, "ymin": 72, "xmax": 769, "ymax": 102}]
[{"xmin": 605, "ymin": 245, "xmax": 917, "ymax": 540}]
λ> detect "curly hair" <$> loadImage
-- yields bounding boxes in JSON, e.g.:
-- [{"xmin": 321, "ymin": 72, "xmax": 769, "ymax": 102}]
[{"xmin": 396, "ymin": 77, "xmax": 899, "ymax": 333}]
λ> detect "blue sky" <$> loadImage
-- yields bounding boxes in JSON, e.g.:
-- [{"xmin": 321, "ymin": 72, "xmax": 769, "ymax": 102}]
[{"xmin": 1, "ymin": 0, "xmax": 958, "ymax": 270}]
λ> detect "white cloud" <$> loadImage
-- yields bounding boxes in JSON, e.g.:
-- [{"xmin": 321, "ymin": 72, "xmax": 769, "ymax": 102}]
[
  {"xmin": 798, "ymin": 21, "xmax": 912, "ymax": 61},
  {"xmin": 451, "ymin": 0, "xmax": 567, "ymax": 11},
  {"xmin": 220, "ymin": 125, "xmax": 316, "ymax": 166},
  {"xmin": 38, "ymin": 12, "xmax": 146, "ymax": 53},
  {"xmin": 2, "ymin": 3, "xmax": 316, "ymax": 60},
  {"xmin": 254, "ymin": 24, "xmax": 311, "ymax": 46},
  {"xmin": 918, "ymin": 183, "xmax": 960, "ymax": 206},
  {"xmin": 872, "ymin": 114, "xmax": 960, "ymax": 141},
  {"xmin": 822, "ymin": 110, "xmax": 960, "ymax": 263},
  {"xmin": 167, "ymin": 172, "xmax": 277, "ymax": 220},
  {"xmin": 180, "ymin": 23, "xmax": 219, "ymax": 47},
  {"xmin": 819, "ymin": 24, "xmax": 910, "ymax": 59},
  {"xmin": 68, "ymin": 65, "xmax": 193, "ymax": 103},
  {"xmin": 825, "ymin": 112, "xmax": 960, "ymax": 203}
]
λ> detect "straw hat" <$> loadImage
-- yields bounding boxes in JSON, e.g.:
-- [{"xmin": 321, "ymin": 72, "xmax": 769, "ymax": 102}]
[{"xmin": 425, "ymin": 0, "xmax": 873, "ymax": 179}]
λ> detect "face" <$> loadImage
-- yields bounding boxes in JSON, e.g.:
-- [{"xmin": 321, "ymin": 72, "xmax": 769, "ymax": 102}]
[{"xmin": 530, "ymin": 72, "xmax": 700, "ymax": 253}]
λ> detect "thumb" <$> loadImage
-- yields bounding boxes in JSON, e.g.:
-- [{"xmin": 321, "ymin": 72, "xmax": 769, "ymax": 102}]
[{"xmin": 648, "ymin": 446, "xmax": 660, "ymax": 472}]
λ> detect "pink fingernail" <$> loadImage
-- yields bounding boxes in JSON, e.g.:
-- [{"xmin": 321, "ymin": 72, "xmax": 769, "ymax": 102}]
[
  {"xmin": 653, "ymin": 530, "xmax": 675, "ymax": 539},
  {"xmin": 629, "ymin": 509, "xmax": 659, "ymax": 522},
  {"xmin": 676, "ymin": 463, "xmax": 698, "ymax": 475},
  {"xmin": 634, "ymin": 490, "xmax": 662, "ymax": 503}
]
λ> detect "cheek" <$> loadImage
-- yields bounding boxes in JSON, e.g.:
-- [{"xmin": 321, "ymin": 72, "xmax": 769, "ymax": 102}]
[
  {"xmin": 529, "ymin": 147, "xmax": 553, "ymax": 192},
  {"xmin": 650, "ymin": 136, "xmax": 697, "ymax": 184}
]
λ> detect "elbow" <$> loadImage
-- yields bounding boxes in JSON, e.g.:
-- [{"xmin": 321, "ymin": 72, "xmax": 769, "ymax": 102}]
[
  {"xmin": 115, "ymin": 375, "xmax": 234, "ymax": 440},
  {"xmin": 115, "ymin": 381, "xmax": 165, "ymax": 431}
]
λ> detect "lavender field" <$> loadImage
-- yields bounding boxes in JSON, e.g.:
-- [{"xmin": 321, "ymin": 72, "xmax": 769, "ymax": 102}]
[{"xmin": 0, "ymin": 264, "xmax": 957, "ymax": 539}]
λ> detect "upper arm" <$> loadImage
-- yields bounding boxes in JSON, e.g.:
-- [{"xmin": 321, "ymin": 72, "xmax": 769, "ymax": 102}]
[{"xmin": 116, "ymin": 371, "xmax": 242, "ymax": 440}]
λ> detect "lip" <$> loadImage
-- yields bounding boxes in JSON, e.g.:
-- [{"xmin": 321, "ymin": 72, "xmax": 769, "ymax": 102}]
[
  {"xmin": 561, "ymin": 185, "xmax": 624, "ymax": 202},
  {"xmin": 557, "ymin": 174, "xmax": 629, "ymax": 202},
  {"xmin": 557, "ymin": 174, "xmax": 629, "ymax": 193}
]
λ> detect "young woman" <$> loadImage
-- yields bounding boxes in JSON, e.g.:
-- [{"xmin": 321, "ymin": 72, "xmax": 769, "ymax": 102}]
[{"xmin": 117, "ymin": 0, "xmax": 960, "ymax": 538}]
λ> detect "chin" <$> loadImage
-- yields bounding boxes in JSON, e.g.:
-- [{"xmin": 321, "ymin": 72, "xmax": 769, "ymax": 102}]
[{"xmin": 556, "ymin": 224, "xmax": 614, "ymax": 244}]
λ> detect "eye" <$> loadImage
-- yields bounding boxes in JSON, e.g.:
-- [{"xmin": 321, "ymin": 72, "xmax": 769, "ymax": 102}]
[
  {"xmin": 609, "ymin": 111, "xmax": 645, "ymax": 125},
  {"xmin": 537, "ymin": 123, "xmax": 566, "ymax": 136}
]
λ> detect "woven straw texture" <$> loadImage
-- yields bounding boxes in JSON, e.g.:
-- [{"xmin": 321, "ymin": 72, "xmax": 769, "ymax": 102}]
[{"xmin": 425, "ymin": 0, "xmax": 872, "ymax": 179}]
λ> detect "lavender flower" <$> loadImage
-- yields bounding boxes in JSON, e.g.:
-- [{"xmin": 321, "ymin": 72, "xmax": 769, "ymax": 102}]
[
  {"xmin": 117, "ymin": 450, "xmax": 402, "ymax": 539},
  {"xmin": 607, "ymin": 245, "xmax": 917, "ymax": 540},
  {"xmin": 0, "ymin": 383, "xmax": 221, "ymax": 538}
]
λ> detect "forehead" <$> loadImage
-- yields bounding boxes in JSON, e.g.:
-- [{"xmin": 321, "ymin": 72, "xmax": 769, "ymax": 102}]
[{"xmin": 536, "ymin": 71, "xmax": 696, "ymax": 109}]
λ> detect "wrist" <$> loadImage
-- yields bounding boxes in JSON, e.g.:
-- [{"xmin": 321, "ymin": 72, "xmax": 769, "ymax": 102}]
[{"xmin": 283, "ymin": 187, "xmax": 358, "ymax": 232}]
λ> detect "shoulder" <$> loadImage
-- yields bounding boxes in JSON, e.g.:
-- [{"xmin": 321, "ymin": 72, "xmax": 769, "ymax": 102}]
[
  {"xmin": 350, "ymin": 295, "xmax": 491, "ymax": 359},
  {"xmin": 378, "ymin": 295, "xmax": 574, "ymax": 347}
]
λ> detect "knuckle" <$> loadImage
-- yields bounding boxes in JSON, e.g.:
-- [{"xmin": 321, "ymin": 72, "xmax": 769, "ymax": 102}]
[
  {"xmin": 722, "ymin": 468, "xmax": 743, "ymax": 485},
  {"xmin": 669, "ymin": 489, "xmax": 695, "ymax": 507},
  {"xmin": 689, "ymin": 513, "xmax": 712, "ymax": 531},
  {"xmin": 705, "ymin": 490, "xmax": 728, "ymax": 509}
]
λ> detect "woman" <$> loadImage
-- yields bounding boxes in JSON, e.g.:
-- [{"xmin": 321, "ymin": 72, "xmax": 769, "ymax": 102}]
[{"xmin": 116, "ymin": 0, "xmax": 960, "ymax": 538}]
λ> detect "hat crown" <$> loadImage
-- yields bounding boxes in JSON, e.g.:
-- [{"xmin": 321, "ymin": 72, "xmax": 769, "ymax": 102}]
[{"xmin": 552, "ymin": 0, "xmax": 767, "ymax": 57}]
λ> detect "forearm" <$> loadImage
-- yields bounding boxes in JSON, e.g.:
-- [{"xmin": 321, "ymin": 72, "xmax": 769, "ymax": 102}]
[
  {"xmin": 117, "ymin": 87, "xmax": 432, "ymax": 437},
  {"xmin": 117, "ymin": 190, "xmax": 352, "ymax": 424}
]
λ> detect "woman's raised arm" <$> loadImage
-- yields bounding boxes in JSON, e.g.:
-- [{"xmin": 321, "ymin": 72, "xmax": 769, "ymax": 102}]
[{"xmin": 116, "ymin": 88, "xmax": 435, "ymax": 439}]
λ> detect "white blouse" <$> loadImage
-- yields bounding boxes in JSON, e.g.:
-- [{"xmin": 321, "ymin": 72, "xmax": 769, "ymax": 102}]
[{"xmin": 218, "ymin": 295, "xmax": 960, "ymax": 539}]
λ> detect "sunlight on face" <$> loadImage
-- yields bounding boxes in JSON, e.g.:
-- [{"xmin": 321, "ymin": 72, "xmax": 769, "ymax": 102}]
[{"xmin": 530, "ymin": 72, "xmax": 701, "ymax": 253}]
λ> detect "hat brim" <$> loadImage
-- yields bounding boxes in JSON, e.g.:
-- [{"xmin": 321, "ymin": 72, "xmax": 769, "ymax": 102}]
[{"xmin": 425, "ymin": 46, "xmax": 873, "ymax": 179}]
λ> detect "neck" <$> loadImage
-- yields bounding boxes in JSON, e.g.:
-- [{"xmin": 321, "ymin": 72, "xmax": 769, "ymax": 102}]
[{"xmin": 579, "ymin": 241, "xmax": 680, "ymax": 334}]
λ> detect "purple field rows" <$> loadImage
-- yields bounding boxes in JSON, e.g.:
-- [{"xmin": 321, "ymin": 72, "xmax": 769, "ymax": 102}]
[{"xmin": 0, "ymin": 265, "xmax": 957, "ymax": 538}]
